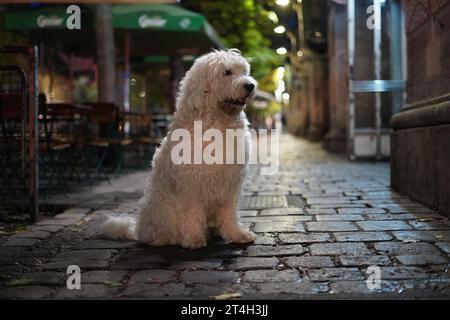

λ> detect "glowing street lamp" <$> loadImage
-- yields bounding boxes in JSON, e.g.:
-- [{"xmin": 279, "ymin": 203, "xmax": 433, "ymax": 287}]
[
  {"xmin": 276, "ymin": 47, "xmax": 287, "ymax": 55},
  {"xmin": 276, "ymin": 0, "xmax": 290, "ymax": 6},
  {"xmin": 274, "ymin": 25, "xmax": 286, "ymax": 34}
]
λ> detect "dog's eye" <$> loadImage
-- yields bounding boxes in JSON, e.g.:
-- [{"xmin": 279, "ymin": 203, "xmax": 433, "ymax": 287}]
[{"xmin": 224, "ymin": 69, "xmax": 232, "ymax": 76}]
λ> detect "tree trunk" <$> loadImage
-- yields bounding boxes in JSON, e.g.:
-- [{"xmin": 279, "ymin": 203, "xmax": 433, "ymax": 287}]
[{"xmin": 95, "ymin": 4, "xmax": 116, "ymax": 103}]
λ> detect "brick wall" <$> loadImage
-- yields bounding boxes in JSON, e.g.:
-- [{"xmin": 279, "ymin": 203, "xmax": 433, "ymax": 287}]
[{"xmin": 405, "ymin": 0, "xmax": 450, "ymax": 104}]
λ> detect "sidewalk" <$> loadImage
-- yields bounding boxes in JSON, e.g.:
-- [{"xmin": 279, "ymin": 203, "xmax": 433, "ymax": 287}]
[{"xmin": 0, "ymin": 134, "xmax": 449, "ymax": 299}]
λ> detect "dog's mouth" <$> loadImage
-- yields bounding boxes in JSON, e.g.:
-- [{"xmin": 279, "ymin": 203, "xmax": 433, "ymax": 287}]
[
  {"xmin": 224, "ymin": 93, "xmax": 253, "ymax": 108},
  {"xmin": 225, "ymin": 98, "xmax": 247, "ymax": 106}
]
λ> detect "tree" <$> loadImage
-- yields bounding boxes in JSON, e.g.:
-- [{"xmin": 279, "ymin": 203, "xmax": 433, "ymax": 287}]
[{"xmin": 182, "ymin": 0, "xmax": 283, "ymax": 90}]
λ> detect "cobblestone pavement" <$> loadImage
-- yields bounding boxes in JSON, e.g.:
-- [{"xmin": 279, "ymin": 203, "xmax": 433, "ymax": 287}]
[{"xmin": 1, "ymin": 134, "xmax": 449, "ymax": 299}]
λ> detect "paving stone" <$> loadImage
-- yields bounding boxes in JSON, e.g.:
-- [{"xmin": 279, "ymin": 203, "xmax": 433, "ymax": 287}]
[
  {"xmin": 244, "ymin": 282, "xmax": 330, "ymax": 296},
  {"xmin": 436, "ymin": 242, "xmax": 450, "ymax": 254},
  {"xmin": 334, "ymin": 232, "xmax": 392, "ymax": 242},
  {"xmin": 392, "ymin": 205, "xmax": 436, "ymax": 214},
  {"xmin": 339, "ymin": 255, "xmax": 392, "ymax": 266},
  {"xmin": 119, "ymin": 283, "xmax": 185, "ymax": 298},
  {"xmin": 260, "ymin": 207, "xmax": 304, "ymax": 216},
  {"xmin": 238, "ymin": 210, "xmax": 258, "ymax": 217},
  {"xmin": 1, "ymin": 238, "xmax": 41, "ymax": 247},
  {"xmin": 357, "ymin": 220, "xmax": 413, "ymax": 231},
  {"xmin": 285, "ymin": 256, "xmax": 335, "ymax": 268},
  {"xmin": 306, "ymin": 209, "xmax": 337, "ymax": 215},
  {"xmin": 242, "ymin": 270, "xmax": 300, "ymax": 283},
  {"xmin": 242, "ymin": 216, "xmax": 312, "ymax": 223},
  {"xmin": 396, "ymin": 255, "xmax": 447, "ymax": 266},
  {"xmin": 365, "ymin": 214, "xmax": 417, "ymax": 221},
  {"xmin": 308, "ymin": 268, "xmax": 365, "ymax": 282},
  {"xmin": 329, "ymin": 281, "xmax": 404, "ymax": 295},
  {"xmin": 254, "ymin": 235, "xmax": 277, "ymax": 245},
  {"xmin": 168, "ymin": 259, "xmax": 222, "ymax": 270},
  {"xmin": 60, "ymin": 208, "xmax": 92, "ymax": 216},
  {"xmin": 52, "ymin": 249, "xmax": 118, "ymax": 261},
  {"xmin": 7, "ymin": 271, "xmax": 65, "ymax": 286},
  {"xmin": 374, "ymin": 242, "xmax": 441, "ymax": 255},
  {"xmin": 209, "ymin": 248, "xmax": 244, "ymax": 258},
  {"xmin": 72, "ymin": 239, "xmax": 139, "ymax": 250},
  {"xmin": 309, "ymin": 243, "xmax": 371, "ymax": 256},
  {"xmin": 311, "ymin": 204, "xmax": 367, "ymax": 209},
  {"xmin": 30, "ymin": 225, "xmax": 65, "ymax": 233},
  {"xmin": 111, "ymin": 249, "xmax": 166, "ymax": 270},
  {"xmin": 286, "ymin": 196, "xmax": 305, "ymax": 207},
  {"xmin": 253, "ymin": 222, "xmax": 305, "ymax": 233},
  {"xmin": 36, "ymin": 218, "xmax": 80, "ymax": 227},
  {"xmin": 306, "ymin": 221, "xmax": 358, "ymax": 232},
  {"xmin": 338, "ymin": 208, "xmax": 386, "ymax": 214},
  {"xmin": 55, "ymin": 284, "xmax": 120, "ymax": 299},
  {"xmin": 307, "ymin": 198, "xmax": 356, "ymax": 205},
  {"xmin": 303, "ymin": 193, "xmax": 344, "ymax": 198},
  {"xmin": 82, "ymin": 270, "xmax": 127, "ymax": 284},
  {"xmin": 0, "ymin": 286, "xmax": 55, "ymax": 299},
  {"xmin": 413, "ymin": 279, "xmax": 450, "ymax": 297},
  {"xmin": 393, "ymin": 230, "xmax": 450, "ymax": 242},
  {"xmin": 128, "ymin": 270, "xmax": 177, "ymax": 284},
  {"xmin": 245, "ymin": 245, "xmax": 304, "ymax": 257},
  {"xmin": 39, "ymin": 259, "xmax": 111, "ymax": 271},
  {"xmin": 10, "ymin": 231, "xmax": 51, "ymax": 240},
  {"xmin": 316, "ymin": 215, "xmax": 364, "ymax": 221},
  {"xmin": 378, "ymin": 266, "xmax": 439, "ymax": 280},
  {"xmin": 228, "ymin": 257, "xmax": 279, "ymax": 270},
  {"xmin": 408, "ymin": 220, "xmax": 450, "ymax": 230},
  {"xmin": 186, "ymin": 283, "xmax": 239, "ymax": 297},
  {"xmin": 407, "ymin": 213, "xmax": 448, "ymax": 220},
  {"xmin": 54, "ymin": 213, "xmax": 86, "ymax": 221},
  {"xmin": 239, "ymin": 196, "xmax": 287, "ymax": 210},
  {"xmin": 278, "ymin": 233, "xmax": 332, "ymax": 244},
  {"xmin": 257, "ymin": 190, "xmax": 290, "ymax": 196},
  {"xmin": 181, "ymin": 271, "xmax": 239, "ymax": 283}
]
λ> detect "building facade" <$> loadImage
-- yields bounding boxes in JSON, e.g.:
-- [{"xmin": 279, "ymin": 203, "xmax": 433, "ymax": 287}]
[{"xmin": 391, "ymin": 0, "xmax": 450, "ymax": 216}]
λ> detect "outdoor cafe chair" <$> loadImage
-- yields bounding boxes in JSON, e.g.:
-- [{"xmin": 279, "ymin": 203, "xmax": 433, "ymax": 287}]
[
  {"xmin": 83, "ymin": 102, "xmax": 131, "ymax": 178},
  {"xmin": 121, "ymin": 111, "xmax": 162, "ymax": 168}
]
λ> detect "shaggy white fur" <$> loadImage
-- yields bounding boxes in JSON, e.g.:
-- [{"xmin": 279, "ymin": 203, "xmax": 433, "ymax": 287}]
[{"xmin": 102, "ymin": 49, "xmax": 257, "ymax": 249}]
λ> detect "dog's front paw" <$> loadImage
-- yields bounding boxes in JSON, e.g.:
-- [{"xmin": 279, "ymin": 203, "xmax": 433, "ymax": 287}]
[
  {"xmin": 228, "ymin": 229, "xmax": 256, "ymax": 244},
  {"xmin": 181, "ymin": 237, "xmax": 207, "ymax": 250}
]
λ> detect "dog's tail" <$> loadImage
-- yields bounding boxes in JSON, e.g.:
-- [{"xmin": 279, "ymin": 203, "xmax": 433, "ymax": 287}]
[{"xmin": 102, "ymin": 216, "xmax": 137, "ymax": 241}]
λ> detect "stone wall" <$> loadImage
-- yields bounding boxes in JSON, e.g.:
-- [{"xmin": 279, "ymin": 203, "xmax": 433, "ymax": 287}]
[
  {"xmin": 405, "ymin": 0, "xmax": 450, "ymax": 104},
  {"xmin": 391, "ymin": 0, "xmax": 450, "ymax": 217}
]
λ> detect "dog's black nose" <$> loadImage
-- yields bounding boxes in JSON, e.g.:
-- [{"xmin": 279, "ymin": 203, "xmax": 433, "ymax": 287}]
[{"xmin": 244, "ymin": 83, "xmax": 255, "ymax": 93}]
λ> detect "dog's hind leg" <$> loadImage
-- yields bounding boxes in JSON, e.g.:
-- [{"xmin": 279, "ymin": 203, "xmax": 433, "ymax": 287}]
[
  {"xmin": 178, "ymin": 203, "xmax": 208, "ymax": 249},
  {"xmin": 217, "ymin": 203, "xmax": 256, "ymax": 244}
]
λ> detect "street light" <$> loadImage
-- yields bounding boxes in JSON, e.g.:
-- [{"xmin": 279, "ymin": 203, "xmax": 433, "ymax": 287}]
[
  {"xmin": 274, "ymin": 26, "xmax": 286, "ymax": 34},
  {"xmin": 275, "ymin": 0, "xmax": 290, "ymax": 6},
  {"xmin": 268, "ymin": 11, "xmax": 279, "ymax": 23},
  {"xmin": 276, "ymin": 47, "xmax": 288, "ymax": 55}
]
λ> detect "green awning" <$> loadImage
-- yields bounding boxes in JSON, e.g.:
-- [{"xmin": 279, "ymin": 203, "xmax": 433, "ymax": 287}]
[
  {"xmin": 113, "ymin": 4, "xmax": 204, "ymax": 31},
  {"xmin": 4, "ymin": 4, "xmax": 223, "ymax": 55}
]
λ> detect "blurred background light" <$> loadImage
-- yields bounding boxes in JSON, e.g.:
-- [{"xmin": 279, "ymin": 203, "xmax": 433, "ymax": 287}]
[
  {"xmin": 274, "ymin": 26, "xmax": 286, "ymax": 34},
  {"xmin": 276, "ymin": 47, "xmax": 287, "ymax": 55}
]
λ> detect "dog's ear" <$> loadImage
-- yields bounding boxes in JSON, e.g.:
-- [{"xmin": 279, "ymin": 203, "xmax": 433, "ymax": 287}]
[{"xmin": 176, "ymin": 67, "xmax": 210, "ymax": 116}]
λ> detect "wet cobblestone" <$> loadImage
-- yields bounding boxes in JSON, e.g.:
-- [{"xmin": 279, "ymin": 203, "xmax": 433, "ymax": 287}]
[{"xmin": 1, "ymin": 134, "xmax": 449, "ymax": 299}]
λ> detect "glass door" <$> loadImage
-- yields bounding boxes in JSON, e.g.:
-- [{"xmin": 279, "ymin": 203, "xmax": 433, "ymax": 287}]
[{"xmin": 347, "ymin": 0, "xmax": 406, "ymax": 160}]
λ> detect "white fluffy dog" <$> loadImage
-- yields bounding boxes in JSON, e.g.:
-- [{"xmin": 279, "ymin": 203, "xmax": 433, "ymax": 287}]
[{"xmin": 103, "ymin": 49, "xmax": 257, "ymax": 249}]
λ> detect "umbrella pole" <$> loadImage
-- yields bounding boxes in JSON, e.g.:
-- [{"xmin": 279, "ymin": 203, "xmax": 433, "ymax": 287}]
[
  {"xmin": 170, "ymin": 56, "xmax": 183, "ymax": 113},
  {"xmin": 124, "ymin": 33, "xmax": 131, "ymax": 112},
  {"xmin": 95, "ymin": 4, "xmax": 116, "ymax": 103}
]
